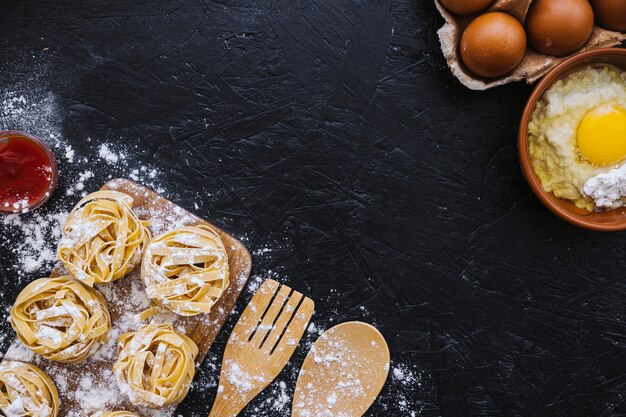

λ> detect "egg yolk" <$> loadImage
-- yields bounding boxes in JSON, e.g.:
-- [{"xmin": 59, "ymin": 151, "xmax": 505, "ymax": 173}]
[{"xmin": 577, "ymin": 104, "xmax": 626, "ymax": 166}]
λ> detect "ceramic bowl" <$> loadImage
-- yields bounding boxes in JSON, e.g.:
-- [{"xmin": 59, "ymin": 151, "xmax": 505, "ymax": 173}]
[{"xmin": 518, "ymin": 48, "xmax": 626, "ymax": 231}]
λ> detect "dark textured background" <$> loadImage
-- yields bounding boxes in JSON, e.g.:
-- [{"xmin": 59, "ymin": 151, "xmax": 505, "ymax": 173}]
[{"xmin": 2, "ymin": 1, "xmax": 626, "ymax": 416}]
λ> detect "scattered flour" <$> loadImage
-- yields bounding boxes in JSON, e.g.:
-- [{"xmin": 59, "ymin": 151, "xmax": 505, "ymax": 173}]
[
  {"xmin": 98, "ymin": 143, "xmax": 126, "ymax": 165},
  {"xmin": 64, "ymin": 145, "xmax": 75, "ymax": 163},
  {"xmin": 65, "ymin": 170, "xmax": 94, "ymax": 196},
  {"xmin": 0, "ymin": 89, "xmax": 60, "ymax": 144},
  {"xmin": 385, "ymin": 362, "xmax": 423, "ymax": 416},
  {"xmin": 253, "ymin": 247, "xmax": 272, "ymax": 256},
  {"xmin": 1, "ymin": 210, "xmax": 68, "ymax": 278}
]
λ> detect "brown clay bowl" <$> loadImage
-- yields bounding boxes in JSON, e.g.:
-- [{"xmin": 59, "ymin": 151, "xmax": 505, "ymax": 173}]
[{"xmin": 519, "ymin": 48, "xmax": 626, "ymax": 231}]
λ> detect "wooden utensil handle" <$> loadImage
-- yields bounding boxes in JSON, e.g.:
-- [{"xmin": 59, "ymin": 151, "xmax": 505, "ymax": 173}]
[
  {"xmin": 207, "ymin": 390, "xmax": 246, "ymax": 417},
  {"xmin": 208, "ymin": 402, "xmax": 236, "ymax": 417}
]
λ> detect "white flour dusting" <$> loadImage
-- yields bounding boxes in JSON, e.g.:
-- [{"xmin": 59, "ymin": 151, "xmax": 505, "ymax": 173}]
[
  {"xmin": 1, "ymin": 211, "xmax": 68, "ymax": 279},
  {"xmin": 98, "ymin": 143, "xmax": 126, "ymax": 165},
  {"xmin": 65, "ymin": 170, "xmax": 94, "ymax": 196},
  {"xmin": 0, "ymin": 89, "xmax": 60, "ymax": 144},
  {"xmin": 64, "ymin": 145, "xmax": 75, "ymax": 163},
  {"xmin": 386, "ymin": 361, "xmax": 423, "ymax": 416}
]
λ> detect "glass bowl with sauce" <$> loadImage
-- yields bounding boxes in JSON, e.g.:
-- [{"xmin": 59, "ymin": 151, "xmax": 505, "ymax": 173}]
[{"xmin": 0, "ymin": 130, "xmax": 58, "ymax": 214}]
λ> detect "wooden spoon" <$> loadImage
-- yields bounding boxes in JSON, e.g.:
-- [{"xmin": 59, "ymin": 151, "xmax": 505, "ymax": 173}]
[{"xmin": 292, "ymin": 321, "xmax": 390, "ymax": 417}]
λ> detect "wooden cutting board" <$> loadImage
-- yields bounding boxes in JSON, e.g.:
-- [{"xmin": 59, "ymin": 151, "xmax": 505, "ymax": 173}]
[{"xmin": 3, "ymin": 178, "xmax": 252, "ymax": 417}]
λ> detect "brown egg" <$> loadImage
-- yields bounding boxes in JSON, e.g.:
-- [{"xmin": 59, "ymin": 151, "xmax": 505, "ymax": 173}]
[
  {"xmin": 460, "ymin": 12, "xmax": 527, "ymax": 78},
  {"xmin": 439, "ymin": 0, "xmax": 493, "ymax": 16},
  {"xmin": 526, "ymin": 0, "xmax": 594, "ymax": 57},
  {"xmin": 591, "ymin": 0, "xmax": 626, "ymax": 32}
]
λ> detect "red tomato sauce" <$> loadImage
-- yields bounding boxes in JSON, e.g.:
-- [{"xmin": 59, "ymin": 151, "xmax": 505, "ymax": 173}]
[{"xmin": 0, "ymin": 132, "xmax": 57, "ymax": 213}]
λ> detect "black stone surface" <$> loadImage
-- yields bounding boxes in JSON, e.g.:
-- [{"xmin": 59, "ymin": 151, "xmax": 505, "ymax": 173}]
[{"xmin": 1, "ymin": 1, "xmax": 626, "ymax": 416}]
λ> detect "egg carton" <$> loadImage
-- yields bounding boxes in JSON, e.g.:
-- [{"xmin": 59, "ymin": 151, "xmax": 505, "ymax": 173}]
[{"xmin": 436, "ymin": 0, "xmax": 626, "ymax": 90}]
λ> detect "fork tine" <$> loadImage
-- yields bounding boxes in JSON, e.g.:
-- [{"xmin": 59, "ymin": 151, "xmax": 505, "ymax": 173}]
[
  {"xmin": 271, "ymin": 297, "xmax": 314, "ymax": 357},
  {"xmin": 262, "ymin": 290, "xmax": 303, "ymax": 354},
  {"xmin": 249, "ymin": 284, "xmax": 291, "ymax": 348},
  {"xmin": 209, "ymin": 280, "xmax": 314, "ymax": 417},
  {"xmin": 229, "ymin": 279, "xmax": 279, "ymax": 343}
]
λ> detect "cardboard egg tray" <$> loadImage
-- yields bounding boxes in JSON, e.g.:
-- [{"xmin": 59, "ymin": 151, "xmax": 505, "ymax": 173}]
[{"xmin": 435, "ymin": 0, "xmax": 626, "ymax": 90}]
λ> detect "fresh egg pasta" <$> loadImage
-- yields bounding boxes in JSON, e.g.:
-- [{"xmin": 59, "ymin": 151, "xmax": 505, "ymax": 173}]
[
  {"xmin": 10, "ymin": 276, "xmax": 111, "ymax": 364},
  {"xmin": 59, "ymin": 190, "xmax": 150, "ymax": 286},
  {"xmin": 114, "ymin": 322, "xmax": 198, "ymax": 408},
  {"xmin": 0, "ymin": 361, "xmax": 59, "ymax": 417},
  {"xmin": 141, "ymin": 225, "xmax": 229, "ymax": 316}
]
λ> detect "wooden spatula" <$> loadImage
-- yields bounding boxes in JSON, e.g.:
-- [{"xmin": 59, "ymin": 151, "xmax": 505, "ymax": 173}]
[
  {"xmin": 208, "ymin": 279, "xmax": 314, "ymax": 417},
  {"xmin": 292, "ymin": 321, "xmax": 390, "ymax": 417}
]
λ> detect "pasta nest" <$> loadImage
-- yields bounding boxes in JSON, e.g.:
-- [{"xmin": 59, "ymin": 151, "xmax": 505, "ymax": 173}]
[
  {"xmin": 58, "ymin": 190, "xmax": 151, "ymax": 286},
  {"xmin": 90, "ymin": 412, "xmax": 139, "ymax": 417},
  {"xmin": 141, "ymin": 225, "xmax": 229, "ymax": 316},
  {"xmin": 0, "ymin": 361, "xmax": 59, "ymax": 417},
  {"xmin": 114, "ymin": 322, "xmax": 198, "ymax": 408},
  {"xmin": 10, "ymin": 276, "xmax": 111, "ymax": 364}
]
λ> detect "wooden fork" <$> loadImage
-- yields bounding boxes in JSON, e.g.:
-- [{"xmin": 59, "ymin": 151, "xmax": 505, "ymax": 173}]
[{"xmin": 208, "ymin": 279, "xmax": 314, "ymax": 417}]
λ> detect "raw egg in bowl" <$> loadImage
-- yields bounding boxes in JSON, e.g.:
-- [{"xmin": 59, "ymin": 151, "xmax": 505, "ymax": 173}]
[
  {"xmin": 577, "ymin": 104, "xmax": 626, "ymax": 167},
  {"xmin": 519, "ymin": 48, "xmax": 626, "ymax": 231}
]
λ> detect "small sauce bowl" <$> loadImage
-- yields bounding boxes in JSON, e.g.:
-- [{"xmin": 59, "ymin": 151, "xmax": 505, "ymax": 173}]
[
  {"xmin": 0, "ymin": 130, "xmax": 58, "ymax": 214},
  {"xmin": 518, "ymin": 48, "xmax": 626, "ymax": 231}
]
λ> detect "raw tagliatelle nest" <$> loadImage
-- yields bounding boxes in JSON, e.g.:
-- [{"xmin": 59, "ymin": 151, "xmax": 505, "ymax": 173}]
[
  {"xmin": 90, "ymin": 412, "xmax": 139, "ymax": 417},
  {"xmin": 0, "ymin": 360, "xmax": 59, "ymax": 417},
  {"xmin": 58, "ymin": 190, "xmax": 151, "ymax": 286},
  {"xmin": 113, "ymin": 322, "xmax": 198, "ymax": 408},
  {"xmin": 10, "ymin": 276, "xmax": 111, "ymax": 364},
  {"xmin": 141, "ymin": 224, "xmax": 229, "ymax": 316}
]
